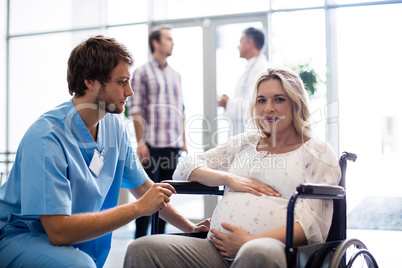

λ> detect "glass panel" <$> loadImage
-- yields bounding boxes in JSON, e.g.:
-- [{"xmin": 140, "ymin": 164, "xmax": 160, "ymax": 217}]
[
  {"xmin": 152, "ymin": 0, "xmax": 268, "ymax": 20},
  {"xmin": 0, "ymin": 0, "xmax": 6, "ymax": 175},
  {"xmin": 336, "ymin": 5, "xmax": 402, "ymax": 267},
  {"xmin": 336, "ymin": 4, "xmax": 402, "ymax": 206},
  {"xmin": 121, "ymin": 26, "xmax": 205, "ymax": 220},
  {"xmin": 8, "ymin": 31, "xmax": 95, "ymax": 152},
  {"xmin": 329, "ymin": 0, "xmax": 391, "ymax": 4},
  {"xmin": 9, "ymin": 0, "xmax": 101, "ymax": 35},
  {"xmin": 106, "ymin": 0, "xmax": 148, "ymax": 25},
  {"xmin": 271, "ymin": 0, "xmax": 324, "ymax": 9},
  {"xmin": 107, "ymin": 25, "xmax": 149, "ymax": 71},
  {"xmin": 165, "ymin": 26, "xmax": 205, "ymax": 220},
  {"xmin": 169, "ymin": 26, "xmax": 204, "ymax": 157},
  {"xmin": 215, "ymin": 22, "xmax": 264, "ymax": 144},
  {"xmin": 271, "ymin": 9, "xmax": 327, "ymax": 141},
  {"xmin": 106, "ymin": 24, "xmax": 149, "ymax": 179}
]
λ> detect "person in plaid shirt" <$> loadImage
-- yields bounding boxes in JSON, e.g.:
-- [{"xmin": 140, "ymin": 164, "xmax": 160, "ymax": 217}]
[{"xmin": 128, "ymin": 25, "xmax": 187, "ymax": 238}]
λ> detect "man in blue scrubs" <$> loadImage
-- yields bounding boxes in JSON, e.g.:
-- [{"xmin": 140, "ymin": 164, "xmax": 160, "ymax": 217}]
[{"xmin": 0, "ymin": 35, "xmax": 209, "ymax": 267}]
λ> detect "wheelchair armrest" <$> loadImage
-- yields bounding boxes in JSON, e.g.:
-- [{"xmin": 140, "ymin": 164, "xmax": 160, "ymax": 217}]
[
  {"xmin": 285, "ymin": 183, "xmax": 345, "ymax": 250},
  {"xmin": 161, "ymin": 180, "xmax": 224, "ymax": 195},
  {"xmin": 296, "ymin": 183, "xmax": 345, "ymax": 200},
  {"xmin": 151, "ymin": 180, "xmax": 223, "ymax": 234}
]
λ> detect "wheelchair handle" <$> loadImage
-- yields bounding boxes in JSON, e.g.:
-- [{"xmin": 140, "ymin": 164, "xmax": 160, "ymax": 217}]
[{"xmin": 341, "ymin": 151, "xmax": 357, "ymax": 162}]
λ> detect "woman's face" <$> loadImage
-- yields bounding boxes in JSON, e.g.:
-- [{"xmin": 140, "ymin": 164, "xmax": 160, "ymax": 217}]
[{"xmin": 255, "ymin": 78, "xmax": 294, "ymax": 136}]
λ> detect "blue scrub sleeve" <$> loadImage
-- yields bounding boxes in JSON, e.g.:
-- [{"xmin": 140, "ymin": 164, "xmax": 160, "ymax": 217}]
[
  {"xmin": 20, "ymin": 133, "xmax": 72, "ymax": 216},
  {"xmin": 121, "ymin": 137, "xmax": 148, "ymax": 189}
]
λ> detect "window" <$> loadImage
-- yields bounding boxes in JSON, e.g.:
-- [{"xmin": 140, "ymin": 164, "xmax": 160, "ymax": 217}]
[
  {"xmin": 216, "ymin": 21, "xmax": 264, "ymax": 144},
  {"xmin": 0, "ymin": 0, "xmax": 6, "ymax": 162},
  {"xmin": 330, "ymin": 0, "xmax": 392, "ymax": 4},
  {"xmin": 271, "ymin": 9, "xmax": 327, "ymax": 141},
  {"xmin": 151, "ymin": 0, "xmax": 268, "ymax": 20},
  {"xmin": 8, "ymin": 32, "xmax": 96, "ymax": 151},
  {"xmin": 335, "ymin": 4, "xmax": 402, "ymax": 210},
  {"xmin": 169, "ymin": 27, "xmax": 204, "ymax": 156},
  {"xmin": 9, "ymin": 0, "xmax": 102, "ymax": 35},
  {"xmin": 106, "ymin": 0, "xmax": 148, "ymax": 25},
  {"xmin": 271, "ymin": 0, "xmax": 324, "ymax": 9},
  {"xmin": 107, "ymin": 25, "xmax": 149, "ymax": 70}
]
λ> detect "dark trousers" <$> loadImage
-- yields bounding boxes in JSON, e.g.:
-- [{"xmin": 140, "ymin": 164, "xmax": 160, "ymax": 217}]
[{"xmin": 135, "ymin": 144, "xmax": 181, "ymax": 239}]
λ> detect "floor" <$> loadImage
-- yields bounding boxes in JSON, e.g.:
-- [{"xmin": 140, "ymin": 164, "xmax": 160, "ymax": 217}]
[
  {"xmin": 104, "ymin": 236, "xmax": 131, "ymax": 268},
  {"xmin": 104, "ymin": 223, "xmax": 401, "ymax": 268},
  {"xmin": 346, "ymin": 229, "xmax": 400, "ymax": 268},
  {"xmin": 104, "ymin": 223, "xmax": 179, "ymax": 268}
]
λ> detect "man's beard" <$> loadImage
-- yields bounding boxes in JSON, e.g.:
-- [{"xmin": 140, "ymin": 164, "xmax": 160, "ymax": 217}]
[{"xmin": 96, "ymin": 86, "xmax": 122, "ymax": 114}]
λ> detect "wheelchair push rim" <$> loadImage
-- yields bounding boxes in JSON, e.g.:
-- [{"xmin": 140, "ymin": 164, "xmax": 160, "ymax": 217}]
[{"xmin": 329, "ymin": 238, "xmax": 379, "ymax": 268}]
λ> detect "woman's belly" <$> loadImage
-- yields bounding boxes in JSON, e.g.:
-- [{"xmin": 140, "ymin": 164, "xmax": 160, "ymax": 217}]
[{"xmin": 207, "ymin": 190, "xmax": 288, "ymax": 239}]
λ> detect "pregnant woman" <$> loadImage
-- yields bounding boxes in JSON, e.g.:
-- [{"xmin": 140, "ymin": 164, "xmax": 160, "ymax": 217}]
[{"xmin": 124, "ymin": 67, "xmax": 341, "ymax": 268}]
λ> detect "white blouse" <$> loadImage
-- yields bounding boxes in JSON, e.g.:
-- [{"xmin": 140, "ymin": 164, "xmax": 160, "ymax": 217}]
[{"xmin": 173, "ymin": 133, "xmax": 341, "ymax": 244}]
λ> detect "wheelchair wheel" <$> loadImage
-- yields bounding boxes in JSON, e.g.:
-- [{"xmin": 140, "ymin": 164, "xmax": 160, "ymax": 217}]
[{"xmin": 329, "ymin": 238, "xmax": 378, "ymax": 268}]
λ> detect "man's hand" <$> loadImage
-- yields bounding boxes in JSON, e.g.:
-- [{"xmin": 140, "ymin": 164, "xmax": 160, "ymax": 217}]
[
  {"xmin": 136, "ymin": 183, "xmax": 176, "ymax": 216},
  {"xmin": 136, "ymin": 144, "xmax": 150, "ymax": 165},
  {"xmin": 218, "ymin": 94, "xmax": 229, "ymax": 109},
  {"xmin": 210, "ymin": 222, "xmax": 251, "ymax": 258},
  {"xmin": 181, "ymin": 143, "xmax": 188, "ymax": 153}
]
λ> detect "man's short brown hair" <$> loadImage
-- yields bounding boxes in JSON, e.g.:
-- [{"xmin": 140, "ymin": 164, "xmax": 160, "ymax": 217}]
[{"xmin": 67, "ymin": 35, "xmax": 133, "ymax": 97}]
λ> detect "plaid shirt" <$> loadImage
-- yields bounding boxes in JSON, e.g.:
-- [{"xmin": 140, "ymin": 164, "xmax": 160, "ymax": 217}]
[{"xmin": 129, "ymin": 57, "xmax": 185, "ymax": 148}]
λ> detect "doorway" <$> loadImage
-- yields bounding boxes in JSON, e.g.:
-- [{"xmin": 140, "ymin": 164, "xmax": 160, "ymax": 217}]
[{"xmin": 153, "ymin": 13, "xmax": 268, "ymax": 222}]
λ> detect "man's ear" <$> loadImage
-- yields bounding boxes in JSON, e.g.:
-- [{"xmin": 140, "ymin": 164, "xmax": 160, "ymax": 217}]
[
  {"xmin": 84, "ymin": 79, "xmax": 95, "ymax": 89},
  {"xmin": 152, "ymin": 39, "xmax": 160, "ymax": 51},
  {"xmin": 247, "ymin": 38, "xmax": 255, "ymax": 49}
]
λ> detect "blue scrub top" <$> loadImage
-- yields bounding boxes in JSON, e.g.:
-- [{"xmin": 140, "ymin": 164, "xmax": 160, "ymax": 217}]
[{"xmin": 0, "ymin": 99, "xmax": 148, "ymax": 267}]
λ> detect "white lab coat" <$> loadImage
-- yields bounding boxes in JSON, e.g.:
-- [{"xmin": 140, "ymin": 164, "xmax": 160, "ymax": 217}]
[{"xmin": 224, "ymin": 54, "xmax": 269, "ymax": 136}]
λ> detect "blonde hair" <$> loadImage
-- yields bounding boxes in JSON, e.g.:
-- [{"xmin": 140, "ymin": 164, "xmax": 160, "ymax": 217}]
[{"xmin": 248, "ymin": 67, "xmax": 312, "ymax": 140}]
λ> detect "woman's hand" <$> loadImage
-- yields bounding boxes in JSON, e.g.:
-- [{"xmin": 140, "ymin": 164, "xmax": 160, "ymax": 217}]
[
  {"xmin": 191, "ymin": 218, "xmax": 211, "ymax": 232},
  {"xmin": 226, "ymin": 174, "xmax": 280, "ymax": 197},
  {"xmin": 210, "ymin": 222, "xmax": 252, "ymax": 258},
  {"xmin": 189, "ymin": 168, "xmax": 279, "ymax": 197}
]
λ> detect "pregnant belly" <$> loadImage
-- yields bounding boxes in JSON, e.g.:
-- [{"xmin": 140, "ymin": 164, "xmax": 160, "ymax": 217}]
[{"xmin": 207, "ymin": 191, "xmax": 288, "ymax": 238}]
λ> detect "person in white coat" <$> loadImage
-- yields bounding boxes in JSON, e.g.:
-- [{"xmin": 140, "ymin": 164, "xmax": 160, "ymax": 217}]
[{"xmin": 218, "ymin": 27, "xmax": 269, "ymax": 136}]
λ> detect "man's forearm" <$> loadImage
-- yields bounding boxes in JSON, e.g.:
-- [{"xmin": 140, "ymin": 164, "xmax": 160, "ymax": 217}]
[{"xmin": 40, "ymin": 202, "xmax": 142, "ymax": 246}]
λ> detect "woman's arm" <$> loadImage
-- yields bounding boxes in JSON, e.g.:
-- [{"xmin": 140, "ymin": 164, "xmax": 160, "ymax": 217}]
[
  {"xmin": 129, "ymin": 180, "xmax": 210, "ymax": 233},
  {"xmin": 295, "ymin": 140, "xmax": 341, "ymax": 244},
  {"xmin": 190, "ymin": 167, "xmax": 280, "ymax": 197}
]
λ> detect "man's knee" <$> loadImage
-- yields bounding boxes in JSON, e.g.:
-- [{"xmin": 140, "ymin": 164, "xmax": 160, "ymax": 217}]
[
  {"xmin": 1, "ymin": 244, "xmax": 95, "ymax": 268},
  {"xmin": 61, "ymin": 248, "xmax": 96, "ymax": 268},
  {"xmin": 0, "ymin": 232, "xmax": 96, "ymax": 268}
]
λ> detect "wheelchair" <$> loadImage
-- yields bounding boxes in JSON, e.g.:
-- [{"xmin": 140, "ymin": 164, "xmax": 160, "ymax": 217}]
[{"xmin": 151, "ymin": 152, "xmax": 379, "ymax": 267}]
